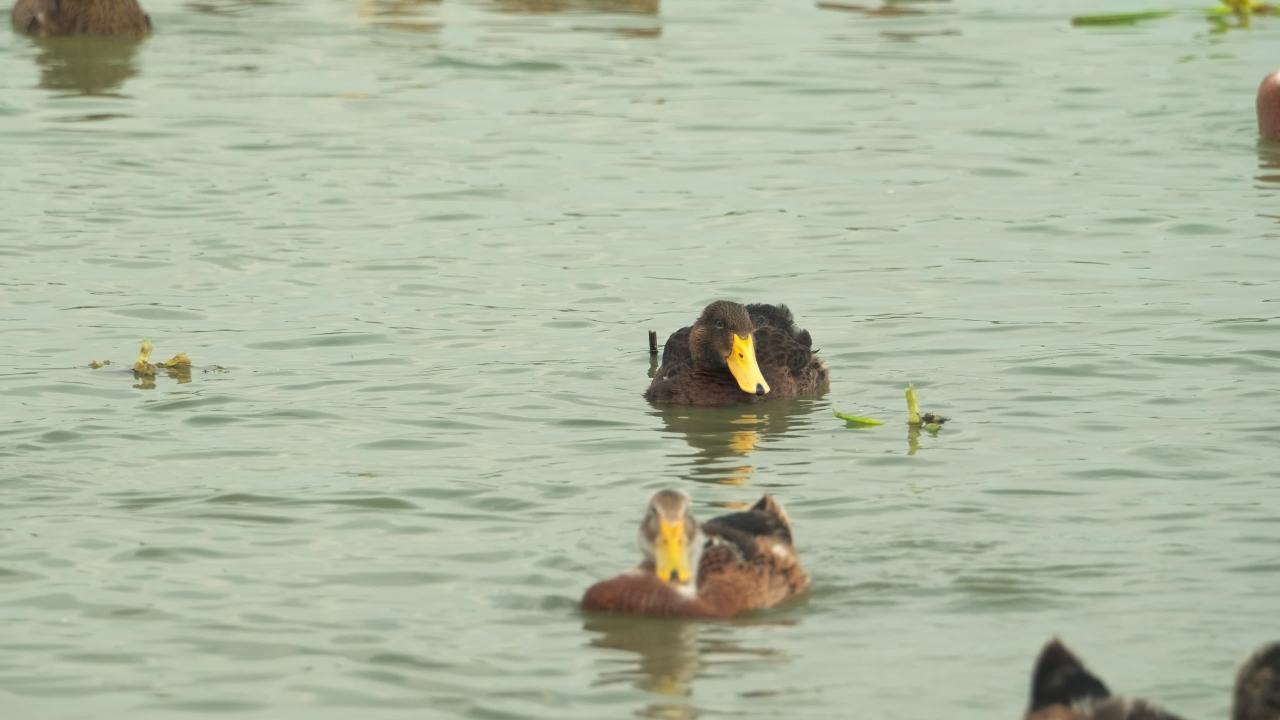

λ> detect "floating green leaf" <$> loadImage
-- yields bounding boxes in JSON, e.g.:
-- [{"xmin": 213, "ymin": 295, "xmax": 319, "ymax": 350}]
[
  {"xmin": 1070, "ymin": 10, "xmax": 1176, "ymax": 26},
  {"xmin": 834, "ymin": 410, "xmax": 883, "ymax": 427}
]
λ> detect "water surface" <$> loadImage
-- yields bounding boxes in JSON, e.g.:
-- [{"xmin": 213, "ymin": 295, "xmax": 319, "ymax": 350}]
[{"xmin": 3, "ymin": 1, "xmax": 1280, "ymax": 718}]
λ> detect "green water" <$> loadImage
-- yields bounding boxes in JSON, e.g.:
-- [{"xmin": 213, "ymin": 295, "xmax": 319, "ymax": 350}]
[{"xmin": 3, "ymin": 1, "xmax": 1279, "ymax": 717}]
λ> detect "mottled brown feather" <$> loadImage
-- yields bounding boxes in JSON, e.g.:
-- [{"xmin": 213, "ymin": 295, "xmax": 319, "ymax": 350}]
[
  {"xmin": 11, "ymin": 0, "xmax": 151, "ymax": 37},
  {"xmin": 645, "ymin": 301, "xmax": 829, "ymax": 406}
]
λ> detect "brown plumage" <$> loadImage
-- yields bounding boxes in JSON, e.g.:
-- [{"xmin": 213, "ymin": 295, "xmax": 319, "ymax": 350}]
[
  {"xmin": 1261, "ymin": 70, "xmax": 1280, "ymax": 141},
  {"xmin": 1235, "ymin": 642, "xmax": 1280, "ymax": 720},
  {"xmin": 1025, "ymin": 639, "xmax": 1185, "ymax": 720},
  {"xmin": 645, "ymin": 301, "xmax": 829, "ymax": 406},
  {"xmin": 580, "ymin": 490, "xmax": 809, "ymax": 619},
  {"xmin": 11, "ymin": 0, "xmax": 151, "ymax": 37}
]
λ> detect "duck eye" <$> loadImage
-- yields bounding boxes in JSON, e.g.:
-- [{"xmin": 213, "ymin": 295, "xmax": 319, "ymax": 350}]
[{"xmin": 714, "ymin": 321, "xmax": 725, "ymax": 330}]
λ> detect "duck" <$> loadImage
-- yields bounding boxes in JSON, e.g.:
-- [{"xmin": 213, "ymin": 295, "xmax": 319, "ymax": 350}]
[
  {"xmin": 645, "ymin": 301, "xmax": 829, "ymax": 406},
  {"xmin": 580, "ymin": 489, "xmax": 809, "ymax": 618},
  {"xmin": 1261, "ymin": 70, "xmax": 1280, "ymax": 141},
  {"xmin": 11, "ymin": 0, "xmax": 151, "ymax": 37},
  {"xmin": 1025, "ymin": 639, "xmax": 1186, "ymax": 720},
  {"xmin": 1234, "ymin": 642, "xmax": 1280, "ymax": 720}
]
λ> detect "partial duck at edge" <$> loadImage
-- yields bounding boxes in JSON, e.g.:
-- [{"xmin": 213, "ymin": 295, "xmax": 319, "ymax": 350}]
[{"xmin": 1026, "ymin": 638, "xmax": 1280, "ymax": 720}]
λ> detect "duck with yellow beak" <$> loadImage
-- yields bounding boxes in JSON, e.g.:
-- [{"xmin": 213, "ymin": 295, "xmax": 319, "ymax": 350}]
[
  {"xmin": 580, "ymin": 489, "xmax": 810, "ymax": 619},
  {"xmin": 644, "ymin": 301, "xmax": 829, "ymax": 406}
]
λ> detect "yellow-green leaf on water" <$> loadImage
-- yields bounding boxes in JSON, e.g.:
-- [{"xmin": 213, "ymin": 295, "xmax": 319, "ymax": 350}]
[
  {"xmin": 1071, "ymin": 10, "xmax": 1176, "ymax": 26},
  {"xmin": 834, "ymin": 410, "xmax": 883, "ymax": 427},
  {"xmin": 905, "ymin": 384, "xmax": 921, "ymax": 426}
]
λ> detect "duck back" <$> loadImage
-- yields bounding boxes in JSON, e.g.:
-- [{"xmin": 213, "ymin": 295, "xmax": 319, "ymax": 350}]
[{"xmin": 12, "ymin": 0, "xmax": 151, "ymax": 37}]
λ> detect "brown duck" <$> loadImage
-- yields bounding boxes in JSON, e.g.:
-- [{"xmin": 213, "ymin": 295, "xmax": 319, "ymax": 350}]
[
  {"xmin": 645, "ymin": 301, "xmax": 829, "ymax": 406},
  {"xmin": 1025, "ymin": 639, "xmax": 1186, "ymax": 720},
  {"xmin": 1261, "ymin": 70, "xmax": 1280, "ymax": 141},
  {"xmin": 11, "ymin": 0, "xmax": 151, "ymax": 37},
  {"xmin": 580, "ymin": 489, "xmax": 809, "ymax": 619}
]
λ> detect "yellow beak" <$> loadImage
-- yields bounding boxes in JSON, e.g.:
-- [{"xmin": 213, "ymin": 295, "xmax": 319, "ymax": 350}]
[
  {"xmin": 726, "ymin": 334, "xmax": 770, "ymax": 396},
  {"xmin": 654, "ymin": 519, "xmax": 691, "ymax": 584}
]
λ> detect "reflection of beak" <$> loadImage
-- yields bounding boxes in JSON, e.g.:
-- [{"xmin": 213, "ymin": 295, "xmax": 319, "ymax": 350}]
[
  {"xmin": 654, "ymin": 520, "xmax": 691, "ymax": 583},
  {"xmin": 727, "ymin": 334, "xmax": 770, "ymax": 396},
  {"xmin": 728, "ymin": 429, "xmax": 758, "ymax": 455}
]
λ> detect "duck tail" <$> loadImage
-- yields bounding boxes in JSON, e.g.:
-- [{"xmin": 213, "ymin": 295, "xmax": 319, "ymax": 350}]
[
  {"xmin": 750, "ymin": 495, "xmax": 795, "ymax": 543},
  {"xmin": 1028, "ymin": 638, "xmax": 1110, "ymax": 713}
]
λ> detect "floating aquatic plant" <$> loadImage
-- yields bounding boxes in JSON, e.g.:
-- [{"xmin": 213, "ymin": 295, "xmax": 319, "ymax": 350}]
[
  {"xmin": 1070, "ymin": 10, "xmax": 1176, "ymax": 26},
  {"xmin": 1071, "ymin": 1, "xmax": 1273, "ymax": 28},
  {"xmin": 132, "ymin": 339, "xmax": 156, "ymax": 376},
  {"xmin": 906, "ymin": 384, "xmax": 948, "ymax": 433},
  {"xmin": 834, "ymin": 410, "xmax": 883, "ymax": 427}
]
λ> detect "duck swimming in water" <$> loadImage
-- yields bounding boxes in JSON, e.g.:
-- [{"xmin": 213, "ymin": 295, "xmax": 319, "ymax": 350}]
[
  {"xmin": 1027, "ymin": 638, "xmax": 1280, "ymax": 720},
  {"xmin": 1235, "ymin": 642, "xmax": 1280, "ymax": 720},
  {"xmin": 580, "ymin": 489, "xmax": 809, "ymax": 618},
  {"xmin": 1025, "ymin": 639, "xmax": 1186, "ymax": 720},
  {"xmin": 645, "ymin": 301, "xmax": 829, "ymax": 406},
  {"xmin": 11, "ymin": 0, "xmax": 151, "ymax": 37}
]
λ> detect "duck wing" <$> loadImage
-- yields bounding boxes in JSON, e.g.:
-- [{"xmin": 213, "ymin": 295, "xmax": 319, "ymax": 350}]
[
  {"xmin": 694, "ymin": 495, "xmax": 808, "ymax": 616},
  {"xmin": 655, "ymin": 325, "xmax": 693, "ymax": 372},
  {"xmin": 747, "ymin": 303, "xmax": 818, "ymax": 376}
]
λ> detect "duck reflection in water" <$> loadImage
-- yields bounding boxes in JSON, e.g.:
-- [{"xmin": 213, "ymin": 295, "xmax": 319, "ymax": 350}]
[
  {"xmin": 581, "ymin": 614, "xmax": 794, "ymax": 718},
  {"xmin": 487, "ymin": 0, "xmax": 657, "ymax": 15},
  {"xmin": 583, "ymin": 616, "xmax": 699, "ymax": 698},
  {"xmin": 183, "ymin": 0, "xmax": 278, "ymax": 17},
  {"xmin": 356, "ymin": 0, "xmax": 442, "ymax": 33},
  {"xmin": 30, "ymin": 35, "xmax": 141, "ymax": 95},
  {"xmin": 484, "ymin": 0, "xmax": 660, "ymax": 37},
  {"xmin": 653, "ymin": 401, "xmax": 820, "ymax": 485}
]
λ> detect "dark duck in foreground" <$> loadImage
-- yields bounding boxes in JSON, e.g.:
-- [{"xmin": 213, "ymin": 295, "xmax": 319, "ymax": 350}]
[
  {"xmin": 645, "ymin": 301, "xmax": 829, "ymax": 406},
  {"xmin": 1025, "ymin": 639, "xmax": 1186, "ymax": 720},
  {"xmin": 1026, "ymin": 638, "xmax": 1280, "ymax": 720},
  {"xmin": 11, "ymin": 0, "xmax": 151, "ymax": 37},
  {"xmin": 580, "ymin": 489, "xmax": 809, "ymax": 619},
  {"xmin": 1235, "ymin": 642, "xmax": 1280, "ymax": 720}
]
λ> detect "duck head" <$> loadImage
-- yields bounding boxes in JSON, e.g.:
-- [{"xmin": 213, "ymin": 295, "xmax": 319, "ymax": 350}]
[
  {"xmin": 637, "ymin": 489, "xmax": 697, "ymax": 584},
  {"xmin": 688, "ymin": 301, "xmax": 770, "ymax": 397}
]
